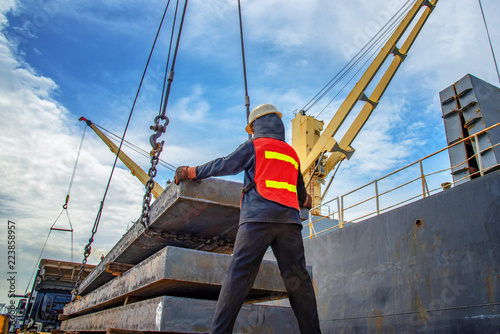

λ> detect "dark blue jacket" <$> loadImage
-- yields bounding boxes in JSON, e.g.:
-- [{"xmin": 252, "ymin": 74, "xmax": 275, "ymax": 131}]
[{"xmin": 194, "ymin": 113, "xmax": 307, "ymax": 226}]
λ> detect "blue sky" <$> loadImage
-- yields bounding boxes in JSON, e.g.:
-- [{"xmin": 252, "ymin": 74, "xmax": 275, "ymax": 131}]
[{"xmin": 1, "ymin": 0, "xmax": 499, "ymax": 304}]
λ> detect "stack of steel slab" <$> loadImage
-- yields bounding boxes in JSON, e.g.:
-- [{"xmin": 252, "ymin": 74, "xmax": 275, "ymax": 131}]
[
  {"xmin": 79, "ymin": 178, "xmax": 242, "ymax": 295},
  {"xmin": 62, "ymin": 178, "xmax": 304, "ymax": 333},
  {"xmin": 64, "ymin": 246, "xmax": 288, "ymax": 318},
  {"xmin": 62, "ymin": 246, "xmax": 298, "ymax": 332}
]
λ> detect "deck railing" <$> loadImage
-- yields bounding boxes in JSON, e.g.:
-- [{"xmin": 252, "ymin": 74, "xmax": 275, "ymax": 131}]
[{"xmin": 304, "ymin": 122, "xmax": 500, "ymax": 239}]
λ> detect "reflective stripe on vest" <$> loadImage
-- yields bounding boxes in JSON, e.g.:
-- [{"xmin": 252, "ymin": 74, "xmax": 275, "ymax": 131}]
[
  {"xmin": 264, "ymin": 151, "xmax": 299, "ymax": 169},
  {"xmin": 265, "ymin": 180, "xmax": 297, "ymax": 193},
  {"xmin": 253, "ymin": 137, "xmax": 300, "ymax": 211}
]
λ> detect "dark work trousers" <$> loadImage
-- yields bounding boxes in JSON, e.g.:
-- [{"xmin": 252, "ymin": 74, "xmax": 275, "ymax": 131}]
[{"xmin": 211, "ymin": 222, "xmax": 321, "ymax": 334}]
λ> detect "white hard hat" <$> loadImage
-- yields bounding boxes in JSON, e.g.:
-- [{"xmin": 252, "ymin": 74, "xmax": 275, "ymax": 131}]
[{"xmin": 245, "ymin": 103, "xmax": 282, "ymax": 134}]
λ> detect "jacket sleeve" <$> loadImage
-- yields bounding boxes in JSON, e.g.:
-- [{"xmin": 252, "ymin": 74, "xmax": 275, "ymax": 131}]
[
  {"xmin": 194, "ymin": 140, "xmax": 254, "ymax": 180},
  {"xmin": 297, "ymin": 165, "xmax": 308, "ymax": 207}
]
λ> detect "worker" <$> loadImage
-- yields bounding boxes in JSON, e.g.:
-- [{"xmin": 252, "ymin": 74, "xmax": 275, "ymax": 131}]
[{"xmin": 175, "ymin": 103, "xmax": 322, "ymax": 334}]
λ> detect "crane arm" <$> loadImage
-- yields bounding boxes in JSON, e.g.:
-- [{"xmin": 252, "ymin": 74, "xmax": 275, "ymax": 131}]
[
  {"xmin": 79, "ymin": 117, "xmax": 164, "ymax": 199},
  {"xmin": 300, "ymin": 0, "xmax": 438, "ymax": 187}
]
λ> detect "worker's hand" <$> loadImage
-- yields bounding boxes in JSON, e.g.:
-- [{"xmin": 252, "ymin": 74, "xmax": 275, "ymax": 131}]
[
  {"xmin": 302, "ymin": 193, "xmax": 313, "ymax": 209},
  {"xmin": 174, "ymin": 166, "xmax": 196, "ymax": 185}
]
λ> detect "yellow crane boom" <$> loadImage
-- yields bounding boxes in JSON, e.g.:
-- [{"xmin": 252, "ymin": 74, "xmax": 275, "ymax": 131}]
[
  {"xmin": 293, "ymin": 0, "xmax": 438, "ymax": 209},
  {"xmin": 79, "ymin": 117, "xmax": 164, "ymax": 199}
]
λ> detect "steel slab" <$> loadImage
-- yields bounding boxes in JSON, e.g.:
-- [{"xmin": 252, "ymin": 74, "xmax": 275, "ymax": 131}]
[
  {"xmin": 61, "ymin": 296, "xmax": 299, "ymax": 333},
  {"xmin": 65, "ymin": 246, "xmax": 288, "ymax": 316},
  {"xmin": 79, "ymin": 178, "xmax": 242, "ymax": 296}
]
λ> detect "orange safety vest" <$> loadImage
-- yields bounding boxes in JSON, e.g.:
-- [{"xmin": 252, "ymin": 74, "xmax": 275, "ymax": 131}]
[{"xmin": 253, "ymin": 137, "xmax": 300, "ymax": 211}]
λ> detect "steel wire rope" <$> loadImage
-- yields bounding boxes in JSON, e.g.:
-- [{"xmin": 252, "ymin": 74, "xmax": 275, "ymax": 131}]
[
  {"xmin": 94, "ymin": 123, "xmax": 177, "ymax": 171},
  {"xmin": 478, "ymin": 0, "xmax": 500, "ymax": 84},
  {"xmin": 160, "ymin": 0, "xmax": 187, "ymax": 118},
  {"xmin": 315, "ymin": 5, "xmax": 409, "ymax": 118},
  {"xmin": 309, "ymin": 0, "xmax": 414, "ymax": 113},
  {"xmin": 23, "ymin": 210, "xmax": 63, "ymax": 295},
  {"xmin": 310, "ymin": 0, "xmax": 413, "ymax": 115},
  {"xmin": 23, "ymin": 209, "xmax": 75, "ymax": 295},
  {"xmin": 24, "ymin": 125, "xmax": 87, "ymax": 293},
  {"xmin": 141, "ymin": 0, "xmax": 189, "ymax": 231},
  {"xmin": 315, "ymin": 54, "xmax": 376, "ymax": 119},
  {"xmin": 72, "ymin": 0, "xmax": 176, "ymax": 299},
  {"xmin": 158, "ymin": 0, "xmax": 176, "ymax": 115},
  {"xmin": 320, "ymin": 9, "xmax": 408, "ymax": 116},
  {"xmin": 315, "ymin": 29, "xmax": 394, "ymax": 118},
  {"xmin": 65, "ymin": 125, "xmax": 87, "ymax": 208},
  {"xmin": 302, "ymin": 0, "xmax": 414, "ymax": 115},
  {"xmin": 238, "ymin": 0, "xmax": 251, "ymax": 140},
  {"xmin": 64, "ymin": 209, "xmax": 74, "ymax": 261},
  {"xmin": 299, "ymin": 1, "xmax": 414, "ymax": 194}
]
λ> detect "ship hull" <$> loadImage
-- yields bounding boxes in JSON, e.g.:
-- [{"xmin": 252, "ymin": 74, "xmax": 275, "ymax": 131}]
[{"xmin": 304, "ymin": 169, "xmax": 500, "ymax": 333}]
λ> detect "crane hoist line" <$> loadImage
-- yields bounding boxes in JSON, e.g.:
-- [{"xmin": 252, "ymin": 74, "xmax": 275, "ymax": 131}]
[
  {"xmin": 73, "ymin": 0, "xmax": 189, "ymax": 300},
  {"xmin": 93, "ymin": 124, "xmax": 176, "ymax": 172},
  {"xmin": 24, "ymin": 125, "xmax": 86, "ymax": 295},
  {"xmin": 307, "ymin": 0, "xmax": 416, "ymax": 119}
]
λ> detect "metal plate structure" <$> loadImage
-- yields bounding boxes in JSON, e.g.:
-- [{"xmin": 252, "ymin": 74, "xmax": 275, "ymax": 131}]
[
  {"xmin": 61, "ymin": 296, "xmax": 300, "ymax": 333},
  {"xmin": 64, "ymin": 246, "xmax": 289, "ymax": 317},
  {"xmin": 440, "ymin": 80, "xmax": 471, "ymax": 184},
  {"xmin": 79, "ymin": 178, "xmax": 242, "ymax": 295},
  {"xmin": 455, "ymin": 74, "xmax": 500, "ymax": 170},
  {"xmin": 440, "ymin": 74, "xmax": 500, "ymax": 184}
]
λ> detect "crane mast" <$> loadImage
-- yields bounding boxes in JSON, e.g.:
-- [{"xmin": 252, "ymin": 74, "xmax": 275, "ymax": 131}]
[{"xmin": 293, "ymin": 0, "xmax": 438, "ymax": 212}]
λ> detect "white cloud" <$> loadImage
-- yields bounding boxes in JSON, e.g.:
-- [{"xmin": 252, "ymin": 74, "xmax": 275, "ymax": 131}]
[
  {"xmin": 0, "ymin": 9, "xmax": 144, "ymax": 298},
  {"xmin": 0, "ymin": 0, "xmax": 16, "ymax": 14},
  {"xmin": 170, "ymin": 84, "xmax": 210, "ymax": 125},
  {"xmin": 340, "ymin": 99, "xmax": 410, "ymax": 174}
]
